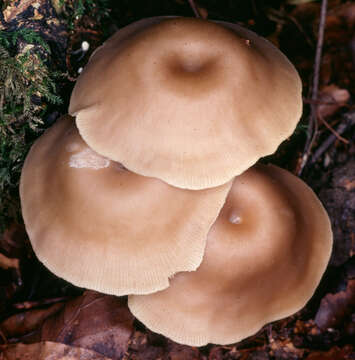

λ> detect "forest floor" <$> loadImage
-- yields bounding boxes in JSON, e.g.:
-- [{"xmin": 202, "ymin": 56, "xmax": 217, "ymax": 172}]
[{"xmin": 0, "ymin": 0, "xmax": 354, "ymax": 359}]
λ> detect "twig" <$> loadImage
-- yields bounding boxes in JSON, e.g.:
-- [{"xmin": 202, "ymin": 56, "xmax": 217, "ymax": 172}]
[
  {"xmin": 266, "ymin": 324, "xmax": 274, "ymax": 345},
  {"xmin": 0, "ymin": 329, "xmax": 7, "ymax": 344},
  {"xmin": 56, "ymin": 295, "xmax": 105, "ymax": 342},
  {"xmin": 251, "ymin": 0, "xmax": 258, "ymax": 18},
  {"xmin": 267, "ymin": 9, "xmax": 314, "ymax": 49},
  {"xmin": 12, "ymin": 296, "xmax": 70, "ymax": 310},
  {"xmin": 297, "ymin": 0, "xmax": 328, "ymax": 176},
  {"xmin": 311, "ymin": 111, "xmax": 355, "ymax": 164},
  {"xmin": 288, "ymin": 14, "xmax": 314, "ymax": 49},
  {"xmin": 318, "ymin": 113, "xmax": 349, "ymax": 144},
  {"xmin": 188, "ymin": 0, "xmax": 201, "ymax": 18},
  {"xmin": 303, "ymin": 97, "xmax": 353, "ymax": 107}
]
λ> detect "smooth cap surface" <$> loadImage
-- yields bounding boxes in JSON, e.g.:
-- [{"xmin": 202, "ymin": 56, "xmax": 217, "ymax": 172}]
[
  {"xmin": 20, "ymin": 115, "xmax": 232, "ymax": 295},
  {"xmin": 69, "ymin": 17, "xmax": 302, "ymax": 189},
  {"xmin": 129, "ymin": 164, "xmax": 333, "ymax": 345}
]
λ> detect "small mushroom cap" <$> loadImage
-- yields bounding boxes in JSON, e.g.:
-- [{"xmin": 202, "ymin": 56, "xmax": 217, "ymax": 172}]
[
  {"xmin": 69, "ymin": 17, "xmax": 302, "ymax": 190},
  {"xmin": 129, "ymin": 164, "xmax": 333, "ymax": 346},
  {"xmin": 20, "ymin": 115, "xmax": 232, "ymax": 296}
]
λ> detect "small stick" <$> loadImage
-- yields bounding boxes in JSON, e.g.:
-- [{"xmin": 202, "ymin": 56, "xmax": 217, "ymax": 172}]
[
  {"xmin": 188, "ymin": 0, "xmax": 201, "ymax": 18},
  {"xmin": 303, "ymin": 97, "xmax": 352, "ymax": 107},
  {"xmin": 55, "ymin": 295, "xmax": 105, "ymax": 342},
  {"xmin": 298, "ymin": 0, "xmax": 328, "ymax": 175},
  {"xmin": 311, "ymin": 111, "xmax": 354, "ymax": 164},
  {"xmin": 12, "ymin": 296, "xmax": 70, "ymax": 310},
  {"xmin": 0, "ymin": 329, "xmax": 7, "ymax": 344},
  {"xmin": 319, "ymin": 114, "xmax": 349, "ymax": 144},
  {"xmin": 288, "ymin": 14, "xmax": 314, "ymax": 49}
]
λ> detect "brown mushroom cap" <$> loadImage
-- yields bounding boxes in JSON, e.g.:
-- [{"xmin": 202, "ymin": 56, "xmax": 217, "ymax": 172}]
[
  {"xmin": 128, "ymin": 164, "xmax": 333, "ymax": 346},
  {"xmin": 69, "ymin": 17, "xmax": 302, "ymax": 190},
  {"xmin": 20, "ymin": 115, "xmax": 232, "ymax": 296}
]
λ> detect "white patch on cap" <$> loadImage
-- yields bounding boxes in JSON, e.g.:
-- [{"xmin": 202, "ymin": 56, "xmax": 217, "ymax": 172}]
[
  {"xmin": 229, "ymin": 211, "xmax": 242, "ymax": 224},
  {"xmin": 69, "ymin": 148, "xmax": 110, "ymax": 170}
]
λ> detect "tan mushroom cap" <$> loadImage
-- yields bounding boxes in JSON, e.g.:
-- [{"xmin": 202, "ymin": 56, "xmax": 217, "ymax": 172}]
[
  {"xmin": 20, "ymin": 115, "xmax": 232, "ymax": 296},
  {"xmin": 129, "ymin": 164, "xmax": 333, "ymax": 346},
  {"xmin": 69, "ymin": 17, "xmax": 302, "ymax": 190}
]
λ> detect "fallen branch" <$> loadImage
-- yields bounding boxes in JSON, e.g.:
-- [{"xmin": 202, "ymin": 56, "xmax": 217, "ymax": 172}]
[
  {"xmin": 311, "ymin": 111, "xmax": 355, "ymax": 164},
  {"xmin": 319, "ymin": 114, "xmax": 349, "ymax": 144},
  {"xmin": 298, "ymin": 0, "xmax": 328, "ymax": 175}
]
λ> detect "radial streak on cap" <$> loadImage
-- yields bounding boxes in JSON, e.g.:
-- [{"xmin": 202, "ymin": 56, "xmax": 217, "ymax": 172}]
[
  {"xmin": 69, "ymin": 17, "xmax": 302, "ymax": 190},
  {"xmin": 129, "ymin": 164, "xmax": 333, "ymax": 346},
  {"xmin": 20, "ymin": 116, "xmax": 232, "ymax": 296}
]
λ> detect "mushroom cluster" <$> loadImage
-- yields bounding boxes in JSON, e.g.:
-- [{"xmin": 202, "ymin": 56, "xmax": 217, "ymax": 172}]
[{"xmin": 20, "ymin": 17, "xmax": 332, "ymax": 346}]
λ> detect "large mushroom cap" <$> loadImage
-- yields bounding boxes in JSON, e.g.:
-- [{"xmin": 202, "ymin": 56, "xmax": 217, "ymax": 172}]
[
  {"xmin": 69, "ymin": 17, "xmax": 302, "ymax": 190},
  {"xmin": 129, "ymin": 164, "xmax": 333, "ymax": 346},
  {"xmin": 20, "ymin": 115, "xmax": 232, "ymax": 296}
]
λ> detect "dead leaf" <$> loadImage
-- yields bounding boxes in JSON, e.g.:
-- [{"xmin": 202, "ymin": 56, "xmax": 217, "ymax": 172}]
[
  {"xmin": 0, "ymin": 341, "xmax": 112, "ymax": 360},
  {"xmin": 0, "ymin": 283, "xmax": 18, "ymax": 312},
  {"xmin": 3, "ymin": 0, "xmax": 44, "ymax": 23},
  {"xmin": 40, "ymin": 291, "xmax": 134, "ymax": 360},
  {"xmin": 315, "ymin": 279, "xmax": 355, "ymax": 330},
  {"xmin": 0, "ymin": 303, "xmax": 63, "ymax": 339},
  {"xmin": 126, "ymin": 331, "xmax": 165, "ymax": 360},
  {"xmin": 0, "ymin": 291, "xmax": 134, "ymax": 359},
  {"xmin": 320, "ymin": 160, "xmax": 355, "ymax": 266},
  {"xmin": 168, "ymin": 342, "xmax": 200, "ymax": 360},
  {"xmin": 241, "ymin": 350, "xmax": 270, "ymax": 360},
  {"xmin": 268, "ymin": 333, "xmax": 305, "ymax": 359},
  {"xmin": 331, "ymin": 2, "xmax": 355, "ymax": 30},
  {"xmin": 0, "ymin": 224, "xmax": 28, "ymax": 259},
  {"xmin": 0, "ymin": 254, "xmax": 19, "ymax": 272},
  {"xmin": 305, "ymin": 345, "xmax": 354, "ymax": 359},
  {"xmin": 50, "ymin": 0, "xmax": 63, "ymax": 14},
  {"xmin": 208, "ymin": 347, "xmax": 224, "ymax": 360},
  {"xmin": 287, "ymin": 0, "xmax": 318, "ymax": 4},
  {"xmin": 317, "ymin": 85, "xmax": 350, "ymax": 119},
  {"xmin": 197, "ymin": 7, "xmax": 208, "ymax": 20},
  {"xmin": 338, "ymin": 178, "xmax": 355, "ymax": 191},
  {"xmin": 30, "ymin": 8, "xmax": 44, "ymax": 20}
]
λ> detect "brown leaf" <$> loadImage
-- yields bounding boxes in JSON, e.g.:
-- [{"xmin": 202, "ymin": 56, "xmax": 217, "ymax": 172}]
[
  {"xmin": 0, "ymin": 291, "xmax": 134, "ymax": 359},
  {"xmin": 126, "ymin": 331, "xmax": 201, "ymax": 360},
  {"xmin": 305, "ymin": 345, "xmax": 354, "ymax": 360},
  {"xmin": 3, "ymin": 0, "xmax": 44, "ymax": 23},
  {"xmin": 317, "ymin": 85, "xmax": 350, "ymax": 119},
  {"xmin": 126, "ymin": 331, "xmax": 165, "ymax": 360},
  {"xmin": 0, "ymin": 341, "xmax": 112, "ymax": 360},
  {"xmin": 0, "ymin": 224, "xmax": 28, "ymax": 259},
  {"xmin": 0, "ymin": 283, "xmax": 18, "ymax": 312},
  {"xmin": 320, "ymin": 160, "xmax": 355, "ymax": 266},
  {"xmin": 168, "ymin": 342, "xmax": 200, "ymax": 360},
  {"xmin": 40, "ymin": 291, "xmax": 134, "ymax": 360},
  {"xmin": 0, "ymin": 303, "xmax": 63, "ymax": 339},
  {"xmin": 315, "ymin": 279, "xmax": 355, "ymax": 330},
  {"xmin": 331, "ymin": 2, "xmax": 355, "ymax": 30},
  {"xmin": 208, "ymin": 347, "xmax": 224, "ymax": 360},
  {"xmin": 338, "ymin": 178, "xmax": 355, "ymax": 191},
  {"xmin": 0, "ymin": 254, "xmax": 19, "ymax": 272}
]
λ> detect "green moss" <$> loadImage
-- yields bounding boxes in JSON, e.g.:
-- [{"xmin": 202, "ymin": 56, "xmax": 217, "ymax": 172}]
[
  {"xmin": 0, "ymin": 28, "xmax": 51, "ymax": 53},
  {"xmin": 0, "ymin": 29, "xmax": 62, "ymax": 230},
  {"xmin": 56, "ymin": 0, "xmax": 110, "ymax": 30}
]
